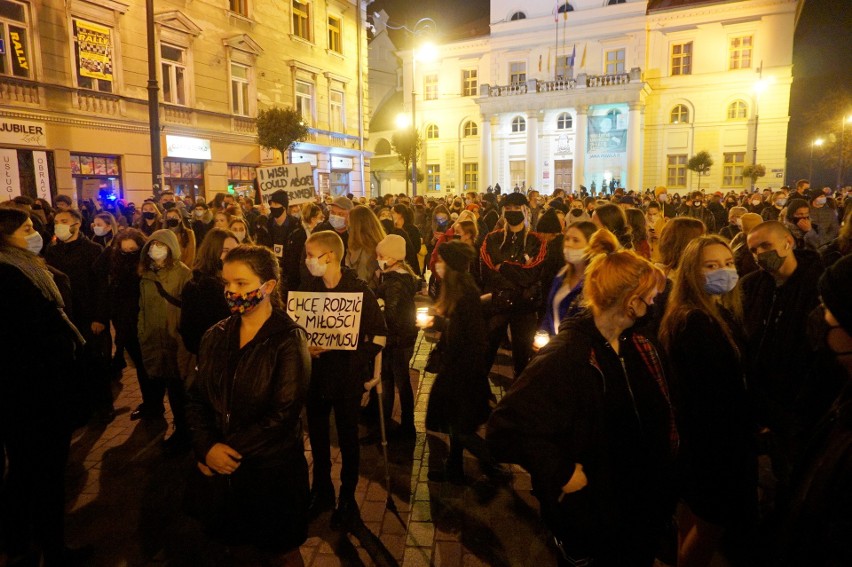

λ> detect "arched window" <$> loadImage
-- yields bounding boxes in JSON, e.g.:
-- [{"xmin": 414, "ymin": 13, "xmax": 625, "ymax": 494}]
[
  {"xmin": 511, "ymin": 116, "xmax": 526, "ymax": 133},
  {"xmin": 463, "ymin": 121, "xmax": 478, "ymax": 137},
  {"xmin": 374, "ymin": 138, "xmax": 391, "ymax": 155},
  {"xmin": 425, "ymin": 124, "xmax": 439, "ymax": 139},
  {"xmin": 670, "ymin": 104, "xmax": 689, "ymax": 124},
  {"xmin": 607, "ymin": 0, "xmax": 626, "ymax": 5},
  {"xmin": 557, "ymin": 112, "xmax": 573, "ymax": 130},
  {"xmin": 557, "ymin": 3, "xmax": 574, "ymax": 13},
  {"xmin": 510, "ymin": 11, "xmax": 526, "ymax": 20},
  {"xmin": 727, "ymin": 100, "xmax": 748, "ymax": 120}
]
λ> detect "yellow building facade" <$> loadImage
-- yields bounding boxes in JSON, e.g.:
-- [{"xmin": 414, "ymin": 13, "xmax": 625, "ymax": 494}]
[{"xmin": 0, "ymin": 0, "xmax": 369, "ymax": 206}]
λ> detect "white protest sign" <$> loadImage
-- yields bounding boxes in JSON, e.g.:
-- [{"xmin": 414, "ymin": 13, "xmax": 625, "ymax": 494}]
[
  {"xmin": 256, "ymin": 162, "xmax": 315, "ymax": 205},
  {"xmin": 287, "ymin": 291, "xmax": 362, "ymax": 351},
  {"xmin": 32, "ymin": 151, "xmax": 52, "ymax": 205}
]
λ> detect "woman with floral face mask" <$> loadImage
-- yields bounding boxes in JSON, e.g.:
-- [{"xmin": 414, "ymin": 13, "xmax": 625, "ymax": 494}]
[
  {"xmin": 138, "ymin": 229, "xmax": 193, "ymax": 450},
  {"xmin": 660, "ymin": 236, "xmax": 755, "ymax": 567},
  {"xmin": 185, "ymin": 244, "xmax": 311, "ymax": 561}
]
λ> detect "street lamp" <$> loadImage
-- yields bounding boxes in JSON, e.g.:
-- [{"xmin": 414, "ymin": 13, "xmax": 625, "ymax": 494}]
[
  {"xmin": 409, "ymin": 41, "xmax": 437, "ymax": 196},
  {"xmin": 810, "ymin": 138, "xmax": 824, "ymax": 181},
  {"xmin": 838, "ymin": 114, "xmax": 852, "ymax": 189},
  {"xmin": 750, "ymin": 62, "xmax": 773, "ymax": 189}
]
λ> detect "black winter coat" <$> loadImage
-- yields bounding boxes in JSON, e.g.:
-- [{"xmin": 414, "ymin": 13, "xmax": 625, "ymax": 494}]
[
  {"xmin": 480, "ymin": 229, "xmax": 547, "ymax": 314},
  {"xmin": 180, "ymin": 270, "xmax": 230, "ymax": 355},
  {"xmin": 282, "ymin": 225, "xmax": 308, "ymax": 291},
  {"xmin": 425, "ymin": 280, "xmax": 491, "ymax": 434},
  {"xmin": 298, "ymin": 268, "xmax": 387, "ymax": 399},
  {"xmin": 45, "ymin": 235, "xmax": 104, "ymax": 326},
  {"xmin": 93, "ymin": 248, "xmax": 141, "ymax": 341},
  {"xmin": 185, "ymin": 310, "xmax": 310, "ymax": 550},
  {"xmin": 401, "ymin": 222, "xmax": 422, "ymax": 276},
  {"xmin": 376, "ymin": 269, "xmax": 418, "ymax": 348},
  {"xmin": 487, "ymin": 315, "xmax": 677, "ymax": 562}
]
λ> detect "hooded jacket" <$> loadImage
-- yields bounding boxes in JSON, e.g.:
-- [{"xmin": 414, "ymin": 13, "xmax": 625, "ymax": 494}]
[{"xmin": 138, "ymin": 229, "xmax": 192, "ymax": 377}]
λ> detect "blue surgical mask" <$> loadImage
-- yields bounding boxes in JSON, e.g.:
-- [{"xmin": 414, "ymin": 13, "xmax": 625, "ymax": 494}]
[
  {"xmin": 25, "ymin": 231, "xmax": 44, "ymax": 255},
  {"xmin": 704, "ymin": 268, "xmax": 739, "ymax": 295}
]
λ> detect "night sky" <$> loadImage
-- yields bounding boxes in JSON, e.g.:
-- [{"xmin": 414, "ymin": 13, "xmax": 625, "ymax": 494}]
[{"xmin": 368, "ymin": 0, "xmax": 852, "ymax": 187}]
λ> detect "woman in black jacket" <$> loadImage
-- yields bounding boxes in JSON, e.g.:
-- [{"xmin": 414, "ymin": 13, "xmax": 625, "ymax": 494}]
[
  {"xmin": 660, "ymin": 236, "xmax": 755, "ymax": 567},
  {"xmin": 185, "ymin": 244, "xmax": 311, "ymax": 559},
  {"xmin": 375, "ymin": 234, "xmax": 419, "ymax": 439},
  {"xmin": 487, "ymin": 230, "xmax": 677, "ymax": 566},
  {"xmin": 423, "ymin": 241, "xmax": 500, "ymax": 482},
  {"xmin": 179, "ymin": 228, "xmax": 238, "ymax": 356},
  {"xmin": 392, "ymin": 203, "xmax": 422, "ymax": 276}
]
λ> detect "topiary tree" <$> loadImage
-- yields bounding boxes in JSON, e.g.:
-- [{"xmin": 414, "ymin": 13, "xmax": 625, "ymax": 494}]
[
  {"xmin": 391, "ymin": 127, "xmax": 422, "ymax": 193},
  {"xmin": 687, "ymin": 151, "xmax": 714, "ymax": 192},
  {"xmin": 742, "ymin": 163, "xmax": 766, "ymax": 189},
  {"xmin": 256, "ymin": 107, "xmax": 309, "ymax": 162}
]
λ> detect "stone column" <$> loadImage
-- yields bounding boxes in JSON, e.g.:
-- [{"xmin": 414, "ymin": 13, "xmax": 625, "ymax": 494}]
[
  {"xmin": 573, "ymin": 105, "xmax": 587, "ymax": 193},
  {"xmin": 481, "ymin": 114, "xmax": 492, "ymax": 189},
  {"xmin": 526, "ymin": 111, "xmax": 539, "ymax": 188},
  {"xmin": 490, "ymin": 115, "xmax": 499, "ymax": 187},
  {"xmin": 627, "ymin": 102, "xmax": 643, "ymax": 191}
]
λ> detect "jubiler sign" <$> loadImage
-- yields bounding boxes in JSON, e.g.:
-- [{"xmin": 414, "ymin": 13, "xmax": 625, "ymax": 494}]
[
  {"xmin": 0, "ymin": 119, "xmax": 46, "ymax": 147},
  {"xmin": 256, "ymin": 162, "xmax": 315, "ymax": 205}
]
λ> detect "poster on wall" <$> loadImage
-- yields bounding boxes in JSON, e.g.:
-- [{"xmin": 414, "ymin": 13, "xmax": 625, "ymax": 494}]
[
  {"xmin": 32, "ymin": 151, "xmax": 52, "ymax": 205},
  {"xmin": 587, "ymin": 107, "xmax": 628, "ymax": 155},
  {"xmin": 0, "ymin": 149, "xmax": 21, "ymax": 201},
  {"xmin": 75, "ymin": 20, "xmax": 113, "ymax": 82}
]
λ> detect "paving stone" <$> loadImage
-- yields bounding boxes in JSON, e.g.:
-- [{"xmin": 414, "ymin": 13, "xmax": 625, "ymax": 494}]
[
  {"xmin": 402, "ymin": 547, "xmax": 432, "ymax": 567},
  {"xmin": 406, "ymin": 521, "xmax": 435, "ymax": 547},
  {"xmin": 433, "ymin": 541, "xmax": 463, "ymax": 567}
]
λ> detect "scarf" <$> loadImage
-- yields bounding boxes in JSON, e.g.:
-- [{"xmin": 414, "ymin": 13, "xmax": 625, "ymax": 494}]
[{"xmin": 0, "ymin": 246, "xmax": 86, "ymax": 346}]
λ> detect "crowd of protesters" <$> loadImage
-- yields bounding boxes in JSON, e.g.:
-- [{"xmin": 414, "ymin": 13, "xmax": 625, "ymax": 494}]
[{"xmin": 1, "ymin": 177, "xmax": 851, "ymax": 566}]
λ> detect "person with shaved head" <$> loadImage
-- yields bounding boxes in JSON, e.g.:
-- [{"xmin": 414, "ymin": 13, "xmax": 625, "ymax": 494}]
[{"xmin": 740, "ymin": 220, "xmax": 825, "ymax": 509}]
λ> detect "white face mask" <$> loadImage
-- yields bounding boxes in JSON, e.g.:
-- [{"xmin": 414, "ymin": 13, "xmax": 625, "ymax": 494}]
[
  {"xmin": 93, "ymin": 226, "xmax": 110, "ymax": 237},
  {"xmin": 563, "ymin": 247, "xmax": 585, "ymax": 265},
  {"xmin": 148, "ymin": 244, "xmax": 169, "ymax": 261},
  {"xmin": 815, "ymin": 197, "xmax": 827, "ymax": 206},
  {"xmin": 194, "ymin": 210, "xmax": 205, "ymax": 218},
  {"xmin": 305, "ymin": 257, "xmax": 328, "ymax": 277},
  {"xmin": 25, "ymin": 231, "xmax": 43, "ymax": 255},
  {"xmin": 378, "ymin": 259, "xmax": 391, "ymax": 271},
  {"xmin": 54, "ymin": 223, "xmax": 73, "ymax": 242},
  {"xmin": 658, "ymin": 194, "xmax": 668, "ymax": 203},
  {"xmin": 329, "ymin": 214, "xmax": 346, "ymax": 230},
  {"xmin": 233, "ymin": 230, "xmax": 246, "ymax": 242}
]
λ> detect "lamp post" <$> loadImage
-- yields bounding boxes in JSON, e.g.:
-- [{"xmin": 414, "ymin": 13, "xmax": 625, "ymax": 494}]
[
  {"xmin": 838, "ymin": 115, "xmax": 852, "ymax": 189},
  {"xmin": 145, "ymin": 0, "xmax": 162, "ymax": 196},
  {"xmin": 409, "ymin": 41, "xmax": 437, "ymax": 197},
  {"xmin": 751, "ymin": 62, "xmax": 772, "ymax": 191},
  {"xmin": 810, "ymin": 138, "xmax": 824, "ymax": 181}
]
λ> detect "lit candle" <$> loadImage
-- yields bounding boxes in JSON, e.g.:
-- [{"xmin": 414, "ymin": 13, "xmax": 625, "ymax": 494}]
[
  {"xmin": 416, "ymin": 307, "xmax": 430, "ymax": 327},
  {"xmin": 533, "ymin": 331, "xmax": 551, "ymax": 350}
]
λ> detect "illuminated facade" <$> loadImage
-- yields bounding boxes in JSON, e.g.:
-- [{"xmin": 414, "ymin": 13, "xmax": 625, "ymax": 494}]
[
  {"xmin": 0, "ymin": 0, "xmax": 369, "ymax": 206},
  {"xmin": 370, "ymin": 0, "xmax": 797, "ymax": 195}
]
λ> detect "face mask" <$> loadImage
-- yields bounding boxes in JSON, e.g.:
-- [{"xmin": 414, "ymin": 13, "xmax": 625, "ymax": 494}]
[
  {"xmin": 775, "ymin": 199, "xmax": 787, "ymax": 208},
  {"xmin": 305, "ymin": 257, "xmax": 329, "ymax": 277},
  {"xmin": 564, "ymin": 247, "xmax": 585, "ymax": 265},
  {"xmin": 292, "ymin": 212, "xmax": 302, "ymax": 220},
  {"xmin": 378, "ymin": 259, "xmax": 395, "ymax": 271},
  {"xmin": 704, "ymin": 268, "xmax": 739, "ymax": 295},
  {"xmin": 329, "ymin": 214, "xmax": 346, "ymax": 230},
  {"xmin": 658, "ymin": 194, "xmax": 668, "ymax": 203},
  {"xmin": 142, "ymin": 211, "xmax": 157, "ymax": 221},
  {"xmin": 436, "ymin": 218, "xmax": 449, "ymax": 230},
  {"xmin": 93, "ymin": 226, "xmax": 110, "ymax": 237},
  {"xmin": 435, "ymin": 262, "xmax": 446, "ymax": 279},
  {"xmin": 25, "ymin": 231, "xmax": 43, "ymax": 255},
  {"xmin": 756, "ymin": 244, "xmax": 788, "ymax": 273},
  {"xmin": 504, "ymin": 211, "xmax": 525, "ymax": 226},
  {"xmin": 148, "ymin": 244, "xmax": 169, "ymax": 262},
  {"xmin": 224, "ymin": 287, "xmax": 266, "ymax": 315},
  {"xmin": 194, "ymin": 210, "xmax": 205, "ymax": 218},
  {"xmin": 120, "ymin": 249, "xmax": 140, "ymax": 261},
  {"xmin": 752, "ymin": 199, "xmax": 761, "ymax": 206},
  {"xmin": 165, "ymin": 218, "xmax": 180, "ymax": 229},
  {"xmin": 815, "ymin": 197, "xmax": 827, "ymax": 206},
  {"xmin": 270, "ymin": 206, "xmax": 286, "ymax": 218},
  {"xmin": 570, "ymin": 209, "xmax": 584, "ymax": 218},
  {"xmin": 162, "ymin": 202, "xmax": 176, "ymax": 210},
  {"xmin": 54, "ymin": 223, "xmax": 73, "ymax": 242},
  {"xmin": 233, "ymin": 230, "xmax": 246, "ymax": 242}
]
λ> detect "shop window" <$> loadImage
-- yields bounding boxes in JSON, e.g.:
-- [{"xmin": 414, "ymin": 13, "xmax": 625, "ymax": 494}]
[
  {"xmin": 164, "ymin": 158, "xmax": 204, "ymax": 200},
  {"xmin": 228, "ymin": 163, "xmax": 256, "ymax": 196},
  {"xmin": 0, "ymin": 0, "xmax": 32, "ymax": 79},
  {"xmin": 70, "ymin": 153, "xmax": 122, "ymax": 202},
  {"xmin": 72, "ymin": 18, "xmax": 115, "ymax": 93}
]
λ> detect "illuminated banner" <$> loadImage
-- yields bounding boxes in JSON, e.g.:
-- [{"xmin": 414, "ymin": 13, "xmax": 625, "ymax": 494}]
[
  {"xmin": 8, "ymin": 26, "xmax": 30, "ymax": 77},
  {"xmin": 165, "ymin": 135, "xmax": 211, "ymax": 160},
  {"xmin": 75, "ymin": 20, "xmax": 113, "ymax": 82},
  {"xmin": 256, "ymin": 162, "xmax": 315, "ymax": 205},
  {"xmin": 587, "ymin": 106, "xmax": 628, "ymax": 155}
]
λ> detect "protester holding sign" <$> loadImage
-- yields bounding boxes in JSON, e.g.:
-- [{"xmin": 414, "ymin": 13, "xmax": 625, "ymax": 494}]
[{"xmin": 297, "ymin": 230, "xmax": 387, "ymax": 530}]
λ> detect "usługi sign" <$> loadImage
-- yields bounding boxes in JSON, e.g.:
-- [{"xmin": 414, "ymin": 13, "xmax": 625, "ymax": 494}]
[
  {"xmin": 286, "ymin": 292, "xmax": 362, "ymax": 351},
  {"xmin": 256, "ymin": 162, "xmax": 315, "ymax": 206}
]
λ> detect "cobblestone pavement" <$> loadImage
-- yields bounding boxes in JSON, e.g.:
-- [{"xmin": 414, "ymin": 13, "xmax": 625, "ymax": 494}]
[{"xmin": 63, "ymin": 307, "xmax": 560, "ymax": 566}]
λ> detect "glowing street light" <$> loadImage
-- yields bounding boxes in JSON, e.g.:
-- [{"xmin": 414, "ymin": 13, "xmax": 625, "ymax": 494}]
[{"xmin": 810, "ymin": 138, "xmax": 824, "ymax": 180}]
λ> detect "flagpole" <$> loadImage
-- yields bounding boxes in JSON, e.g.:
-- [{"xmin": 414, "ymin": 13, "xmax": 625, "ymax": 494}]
[{"xmin": 554, "ymin": 3, "xmax": 559, "ymax": 81}]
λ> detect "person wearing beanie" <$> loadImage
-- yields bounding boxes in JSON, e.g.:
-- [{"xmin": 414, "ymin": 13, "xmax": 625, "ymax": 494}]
[
  {"xmin": 374, "ymin": 234, "xmax": 419, "ymax": 440},
  {"xmin": 480, "ymin": 188, "xmax": 546, "ymax": 379},
  {"xmin": 422, "ymin": 240, "xmax": 505, "ymax": 483},
  {"xmin": 654, "ymin": 186, "xmax": 678, "ymax": 218},
  {"xmin": 780, "ymin": 254, "xmax": 852, "ymax": 565},
  {"xmin": 808, "ymin": 187, "xmax": 839, "ymax": 248},
  {"xmin": 313, "ymin": 196, "xmax": 352, "ymax": 255},
  {"xmin": 257, "ymin": 190, "xmax": 300, "ymax": 284}
]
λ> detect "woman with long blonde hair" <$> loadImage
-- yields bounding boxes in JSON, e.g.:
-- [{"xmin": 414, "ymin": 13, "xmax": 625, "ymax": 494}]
[
  {"xmin": 345, "ymin": 205, "xmax": 386, "ymax": 286},
  {"xmin": 659, "ymin": 235, "xmax": 754, "ymax": 567}
]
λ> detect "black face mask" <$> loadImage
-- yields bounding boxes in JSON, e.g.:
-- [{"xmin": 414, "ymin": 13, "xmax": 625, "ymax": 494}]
[
  {"xmin": 162, "ymin": 201, "xmax": 176, "ymax": 210},
  {"xmin": 504, "ymin": 211, "xmax": 525, "ymax": 226},
  {"xmin": 165, "ymin": 218, "xmax": 180, "ymax": 229},
  {"xmin": 570, "ymin": 209, "xmax": 584, "ymax": 217},
  {"xmin": 142, "ymin": 211, "xmax": 157, "ymax": 220},
  {"xmin": 270, "ymin": 206, "xmax": 286, "ymax": 218}
]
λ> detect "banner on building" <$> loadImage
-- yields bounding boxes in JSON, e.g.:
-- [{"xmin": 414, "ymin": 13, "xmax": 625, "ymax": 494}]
[
  {"xmin": 0, "ymin": 118, "xmax": 46, "ymax": 147},
  {"xmin": 587, "ymin": 109, "xmax": 627, "ymax": 155},
  {"xmin": 8, "ymin": 25, "xmax": 31, "ymax": 77},
  {"xmin": 75, "ymin": 20, "xmax": 113, "ymax": 82},
  {"xmin": 286, "ymin": 291, "xmax": 363, "ymax": 351},
  {"xmin": 0, "ymin": 149, "xmax": 21, "ymax": 201},
  {"xmin": 32, "ymin": 151, "xmax": 52, "ymax": 205},
  {"xmin": 256, "ymin": 162, "xmax": 315, "ymax": 205}
]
